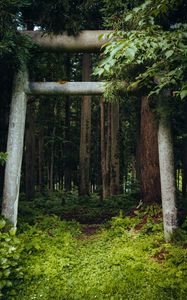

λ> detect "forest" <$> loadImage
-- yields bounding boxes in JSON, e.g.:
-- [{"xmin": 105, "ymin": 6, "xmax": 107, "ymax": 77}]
[{"xmin": 0, "ymin": 0, "xmax": 187, "ymax": 299}]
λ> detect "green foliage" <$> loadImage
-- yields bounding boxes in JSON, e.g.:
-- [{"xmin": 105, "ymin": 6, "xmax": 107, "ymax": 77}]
[
  {"xmin": 100, "ymin": 0, "xmax": 143, "ymax": 29},
  {"xmin": 0, "ymin": 152, "xmax": 8, "ymax": 166},
  {"xmin": 4, "ymin": 206, "xmax": 187, "ymax": 300},
  {"xmin": 94, "ymin": 0, "xmax": 187, "ymax": 101},
  {"xmin": 0, "ymin": 0, "xmax": 32, "ymax": 67},
  {"xmin": 21, "ymin": 0, "xmax": 103, "ymax": 34},
  {"xmin": 0, "ymin": 218, "xmax": 23, "ymax": 298},
  {"xmin": 18, "ymin": 191, "xmax": 139, "ymax": 225},
  {"xmin": 110, "ymin": 204, "xmax": 163, "ymax": 236}
]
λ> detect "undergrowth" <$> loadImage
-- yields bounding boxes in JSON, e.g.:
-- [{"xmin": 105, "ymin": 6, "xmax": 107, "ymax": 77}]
[
  {"xmin": 18, "ymin": 191, "xmax": 140, "ymax": 225},
  {"xmin": 2, "ymin": 202, "xmax": 187, "ymax": 300}
]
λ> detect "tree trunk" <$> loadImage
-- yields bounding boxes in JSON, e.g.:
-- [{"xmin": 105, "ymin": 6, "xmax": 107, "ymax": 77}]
[
  {"xmin": 158, "ymin": 95, "xmax": 177, "ymax": 242},
  {"xmin": 110, "ymin": 102, "xmax": 120, "ymax": 195},
  {"xmin": 79, "ymin": 54, "xmax": 92, "ymax": 196},
  {"xmin": 38, "ymin": 127, "xmax": 45, "ymax": 193},
  {"xmin": 106, "ymin": 103, "xmax": 111, "ymax": 197},
  {"xmin": 135, "ymin": 129, "xmax": 141, "ymax": 183},
  {"xmin": 2, "ymin": 67, "xmax": 28, "ymax": 227},
  {"xmin": 64, "ymin": 55, "xmax": 72, "ymax": 191},
  {"xmin": 140, "ymin": 96, "xmax": 161, "ymax": 203},
  {"xmin": 25, "ymin": 101, "xmax": 35, "ymax": 200},
  {"xmin": 64, "ymin": 96, "xmax": 72, "ymax": 191},
  {"xmin": 100, "ymin": 98, "xmax": 110, "ymax": 199},
  {"xmin": 0, "ymin": 99, "xmax": 9, "ymax": 197},
  {"xmin": 49, "ymin": 125, "xmax": 56, "ymax": 193},
  {"xmin": 182, "ymin": 99, "xmax": 187, "ymax": 197}
]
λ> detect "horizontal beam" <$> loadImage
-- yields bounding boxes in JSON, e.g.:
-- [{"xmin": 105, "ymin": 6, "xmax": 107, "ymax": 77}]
[
  {"xmin": 25, "ymin": 82, "xmax": 105, "ymax": 95},
  {"xmin": 22, "ymin": 30, "xmax": 112, "ymax": 52}
]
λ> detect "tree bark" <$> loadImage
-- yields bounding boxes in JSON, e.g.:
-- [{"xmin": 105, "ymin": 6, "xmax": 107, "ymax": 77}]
[
  {"xmin": 25, "ymin": 101, "xmax": 36, "ymax": 200},
  {"xmin": 100, "ymin": 98, "xmax": 110, "ymax": 199},
  {"xmin": 106, "ymin": 103, "xmax": 111, "ymax": 197},
  {"xmin": 158, "ymin": 95, "xmax": 177, "ymax": 242},
  {"xmin": 182, "ymin": 99, "xmax": 187, "ymax": 197},
  {"xmin": 79, "ymin": 54, "xmax": 92, "ymax": 196},
  {"xmin": 110, "ymin": 102, "xmax": 120, "ymax": 195},
  {"xmin": 49, "ymin": 116, "xmax": 56, "ymax": 193},
  {"xmin": 64, "ymin": 55, "xmax": 72, "ymax": 191},
  {"xmin": 64, "ymin": 95, "xmax": 72, "ymax": 191},
  {"xmin": 140, "ymin": 96, "xmax": 161, "ymax": 203},
  {"xmin": 2, "ymin": 67, "xmax": 28, "ymax": 227},
  {"xmin": 38, "ymin": 127, "xmax": 45, "ymax": 193},
  {"xmin": 0, "ymin": 99, "xmax": 9, "ymax": 197}
]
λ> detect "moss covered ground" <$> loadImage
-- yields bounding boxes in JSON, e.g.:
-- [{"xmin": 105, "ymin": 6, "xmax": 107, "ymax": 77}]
[
  {"xmin": 4, "ymin": 201, "xmax": 186, "ymax": 300},
  {"xmin": 1, "ymin": 192, "xmax": 187, "ymax": 299}
]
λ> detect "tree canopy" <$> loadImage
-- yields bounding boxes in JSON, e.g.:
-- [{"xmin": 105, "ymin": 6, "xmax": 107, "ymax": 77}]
[{"xmin": 94, "ymin": 0, "xmax": 187, "ymax": 100}]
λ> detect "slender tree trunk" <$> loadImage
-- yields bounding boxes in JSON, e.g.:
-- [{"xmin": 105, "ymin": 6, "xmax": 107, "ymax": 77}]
[
  {"xmin": 79, "ymin": 54, "xmax": 91, "ymax": 196},
  {"xmin": 110, "ymin": 102, "xmax": 120, "ymax": 195},
  {"xmin": 100, "ymin": 98, "xmax": 108, "ymax": 199},
  {"xmin": 182, "ymin": 99, "xmax": 187, "ymax": 197},
  {"xmin": 25, "ymin": 101, "xmax": 35, "ymax": 200},
  {"xmin": 64, "ymin": 95, "xmax": 72, "ymax": 191},
  {"xmin": 105, "ymin": 103, "xmax": 111, "ymax": 197},
  {"xmin": 38, "ymin": 128, "xmax": 45, "ymax": 193},
  {"xmin": 140, "ymin": 96, "xmax": 161, "ymax": 203},
  {"xmin": 0, "ymin": 99, "xmax": 9, "ymax": 197},
  {"xmin": 135, "ymin": 129, "xmax": 141, "ymax": 183},
  {"xmin": 2, "ymin": 67, "xmax": 28, "ymax": 227},
  {"xmin": 49, "ymin": 126, "xmax": 56, "ymax": 193},
  {"xmin": 64, "ymin": 55, "xmax": 72, "ymax": 191},
  {"xmin": 25, "ymin": 21, "xmax": 34, "ymax": 31},
  {"xmin": 158, "ymin": 94, "xmax": 177, "ymax": 242},
  {"xmin": 49, "ymin": 149, "xmax": 54, "ymax": 193}
]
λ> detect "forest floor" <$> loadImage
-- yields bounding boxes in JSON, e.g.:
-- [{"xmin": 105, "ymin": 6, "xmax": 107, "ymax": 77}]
[
  {"xmin": 2, "ymin": 193, "xmax": 187, "ymax": 299},
  {"xmin": 6, "ymin": 201, "xmax": 186, "ymax": 300}
]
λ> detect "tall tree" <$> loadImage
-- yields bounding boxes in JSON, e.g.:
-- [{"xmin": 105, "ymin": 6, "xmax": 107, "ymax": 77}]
[
  {"xmin": 182, "ymin": 99, "xmax": 187, "ymax": 197},
  {"xmin": 100, "ymin": 98, "xmax": 110, "ymax": 198},
  {"xmin": 38, "ymin": 126, "xmax": 45, "ymax": 193},
  {"xmin": 79, "ymin": 54, "xmax": 92, "ymax": 196},
  {"xmin": 25, "ymin": 100, "xmax": 36, "ymax": 200},
  {"xmin": 110, "ymin": 102, "xmax": 120, "ymax": 195},
  {"xmin": 140, "ymin": 96, "xmax": 161, "ymax": 203},
  {"xmin": 64, "ymin": 55, "xmax": 72, "ymax": 192}
]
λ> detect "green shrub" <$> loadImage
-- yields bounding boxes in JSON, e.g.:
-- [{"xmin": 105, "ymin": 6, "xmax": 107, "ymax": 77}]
[{"xmin": 0, "ymin": 218, "xmax": 23, "ymax": 298}]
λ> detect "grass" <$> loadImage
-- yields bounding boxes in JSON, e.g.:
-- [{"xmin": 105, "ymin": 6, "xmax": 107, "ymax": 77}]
[{"xmin": 5, "ymin": 201, "xmax": 187, "ymax": 300}]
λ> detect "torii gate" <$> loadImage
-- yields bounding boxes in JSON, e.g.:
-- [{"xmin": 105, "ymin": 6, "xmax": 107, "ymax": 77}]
[
  {"xmin": 1, "ymin": 30, "xmax": 177, "ymax": 242},
  {"xmin": 1, "ymin": 30, "xmax": 110, "ymax": 227}
]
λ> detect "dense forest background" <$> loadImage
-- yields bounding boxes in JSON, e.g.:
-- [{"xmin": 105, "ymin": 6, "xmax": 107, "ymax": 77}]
[{"xmin": 0, "ymin": 0, "xmax": 186, "ymax": 202}]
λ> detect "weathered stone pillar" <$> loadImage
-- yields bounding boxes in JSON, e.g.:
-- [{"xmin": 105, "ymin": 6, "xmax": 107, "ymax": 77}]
[
  {"xmin": 2, "ymin": 66, "xmax": 28, "ymax": 227},
  {"xmin": 158, "ymin": 92, "xmax": 177, "ymax": 241}
]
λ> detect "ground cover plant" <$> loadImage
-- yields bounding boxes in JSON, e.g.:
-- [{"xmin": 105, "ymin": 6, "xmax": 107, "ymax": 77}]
[
  {"xmin": 18, "ymin": 191, "xmax": 140, "ymax": 225},
  {"xmin": 0, "ymin": 219, "xmax": 22, "ymax": 299},
  {"xmin": 2, "ymin": 202, "xmax": 187, "ymax": 300}
]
